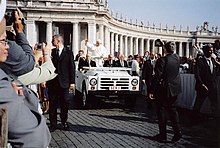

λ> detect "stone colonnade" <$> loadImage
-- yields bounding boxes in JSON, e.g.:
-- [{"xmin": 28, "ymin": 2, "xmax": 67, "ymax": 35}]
[{"xmin": 26, "ymin": 20, "xmax": 200, "ymax": 58}]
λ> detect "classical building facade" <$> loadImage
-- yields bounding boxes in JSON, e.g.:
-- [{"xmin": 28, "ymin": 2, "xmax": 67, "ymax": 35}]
[{"xmin": 6, "ymin": 0, "xmax": 220, "ymax": 58}]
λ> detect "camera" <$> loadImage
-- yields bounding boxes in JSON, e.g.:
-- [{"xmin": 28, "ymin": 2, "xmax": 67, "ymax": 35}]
[
  {"xmin": 5, "ymin": 8, "xmax": 26, "ymax": 26},
  {"xmin": 155, "ymin": 39, "xmax": 164, "ymax": 47},
  {"xmin": 5, "ymin": 10, "xmax": 16, "ymax": 26}
]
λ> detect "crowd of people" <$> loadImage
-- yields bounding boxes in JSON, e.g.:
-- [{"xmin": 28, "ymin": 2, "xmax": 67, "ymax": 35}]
[{"xmin": 0, "ymin": 0, "xmax": 220, "ymax": 146}]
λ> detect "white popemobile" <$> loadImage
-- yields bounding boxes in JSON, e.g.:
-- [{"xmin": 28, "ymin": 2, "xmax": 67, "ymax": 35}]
[{"xmin": 75, "ymin": 64, "xmax": 141, "ymax": 107}]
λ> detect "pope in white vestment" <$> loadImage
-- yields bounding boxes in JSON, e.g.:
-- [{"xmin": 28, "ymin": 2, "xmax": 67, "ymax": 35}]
[{"xmin": 86, "ymin": 39, "xmax": 108, "ymax": 67}]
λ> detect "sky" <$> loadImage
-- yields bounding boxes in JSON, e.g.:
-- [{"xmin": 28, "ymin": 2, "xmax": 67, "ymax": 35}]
[{"xmin": 108, "ymin": 0, "xmax": 220, "ymax": 31}]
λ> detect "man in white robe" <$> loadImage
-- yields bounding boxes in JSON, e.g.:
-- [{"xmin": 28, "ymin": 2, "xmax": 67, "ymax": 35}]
[{"xmin": 86, "ymin": 39, "xmax": 108, "ymax": 67}]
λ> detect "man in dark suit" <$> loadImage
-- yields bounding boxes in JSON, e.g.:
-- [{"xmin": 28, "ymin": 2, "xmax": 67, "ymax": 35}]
[
  {"xmin": 142, "ymin": 53, "xmax": 155, "ymax": 108},
  {"xmin": 193, "ymin": 44, "xmax": 218, "ymax": 118},
  {"xmin": 82, "ymin": 53, "xmax": 96, "ymax": 67},
  {"xmin": 150, "ymin": 41, "xmax": 182, "ymax": 142},
  {"xmin": 116, "ymin": 54, "xmax": 128, "ymax": 67},
  {"xmin": 103, "ymin": 54, "xmax": 116, "ymax": 67},
  {"xmin": 47, "ymin": 34, "xmax": 75, "ymax": 131}
]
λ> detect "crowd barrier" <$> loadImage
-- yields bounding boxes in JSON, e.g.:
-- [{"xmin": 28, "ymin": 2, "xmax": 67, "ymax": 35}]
[{"xmin": 176, "ymin": 74, "xmax": 212, "ymax": 113}]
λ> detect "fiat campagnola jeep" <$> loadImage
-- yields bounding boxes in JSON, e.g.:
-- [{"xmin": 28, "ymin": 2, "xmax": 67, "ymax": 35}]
[{"xmin": 75, "ymin": 65, "xmax": 141, "ymax": 107}]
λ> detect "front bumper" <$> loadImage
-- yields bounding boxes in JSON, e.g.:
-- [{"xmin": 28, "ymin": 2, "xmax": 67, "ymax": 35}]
[{"xmin": 88, "ymin": 90, "xmax": 141, "ymax": 96}]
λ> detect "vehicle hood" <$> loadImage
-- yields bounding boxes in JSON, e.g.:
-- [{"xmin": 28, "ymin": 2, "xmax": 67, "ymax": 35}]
[{"xmin": 85, "ymin": 70, "xmax": 131, "ymax": 77}]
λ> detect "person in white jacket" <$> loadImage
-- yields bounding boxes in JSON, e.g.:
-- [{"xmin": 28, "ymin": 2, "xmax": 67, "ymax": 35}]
[{"xmin": 86, "ymin": 39, "xmax": 108, "ymax": 67}]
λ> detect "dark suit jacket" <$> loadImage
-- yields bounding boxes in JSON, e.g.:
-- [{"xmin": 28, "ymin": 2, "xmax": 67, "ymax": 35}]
[
  {"xmin": 115, "ymin": 60, "xmax": 128, "ymax": 67},
  {"xmin": 103, "ymin": 60, "xmax": 116, "ymax": 67},
  {"xmin": 142, "ymin": 59, "xmax": 153, "ymax": 89},
  {"xmin": 77, "ymin": 57, "xmax": 85, "ymax": 70},
  {"xmin": 195, "ymin": 56, "xmax": 217, "ymax": 91},
  {"xmin": 82, "ymin": 60, "xmax": 96, "ymax": 67},
  {"xmin": 47, "ymin": 47, "xmax": 75, "ymax": 89},
  {"xmin": 152, "ymin": 54, "xmax": 181, "ymax": 99}
]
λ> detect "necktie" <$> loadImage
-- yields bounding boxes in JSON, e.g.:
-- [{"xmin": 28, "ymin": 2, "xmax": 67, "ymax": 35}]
[
  {"xmin": 208, "ymin": 59, "xmax": 213, "ymax": 74},
  {"xmin": 56, "ymin": 48, "xmax": 59, "ymax": 58}
]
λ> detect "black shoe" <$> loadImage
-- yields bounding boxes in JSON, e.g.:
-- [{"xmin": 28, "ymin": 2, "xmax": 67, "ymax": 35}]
[
  {"xmin": 153, "ymin": 134, "xmax": 167, "ymax": 143},
  {"xmin": 49, "ymin": 125, "xmax": 57, "ymax": 132},
  {"xmin": 62, "ymin": 122, "xmax": 69, "ymax": 130},
  {"xmin": 172, "ymin": 133, "xmax": 182, "ymax": 142}
]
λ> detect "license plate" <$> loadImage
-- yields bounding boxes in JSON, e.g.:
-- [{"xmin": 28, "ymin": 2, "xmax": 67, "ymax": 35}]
[{"xmin": 109, "ymin": 86, "xmax": 121, "ymax": 90}]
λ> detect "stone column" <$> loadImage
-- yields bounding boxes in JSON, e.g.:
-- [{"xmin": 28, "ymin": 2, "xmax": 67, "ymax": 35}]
[
  {"xmin": 152, "ymin": 39, "xmax": 155, "ymax": 54},
  {"xmin": 72, "ymin": 22, "xmax": 79, "ymax": 56},
  {"xmin": 140, "ymin": 38, "xmax": 144, "ymax": 56},
  {"xmin": 99, "ymin": 24, "xmax": 104, "ymax": 43},
  {"xmin": 46, "ymin": 21, "xmax": 52, "ymax": 45},
  {"xmin": 179, "ymin": 42, "xmax": 183, "ymax": 57},
  {"xmin": 186, "ymin": 42, "xmax": 190, "ymax": 58},
  {"xmin": 110, "ymin": 32, "xmax": 114, "ymax": 55},
  {"xmin": 26, "ymin": 20, "xmax": 37, "ymax": 46},
  {"xmin": 88, "ymin": 22, "xmax": 96, "ymax": 44},
  {"xmin": 146, "ymin": 39, "xmax": 150, "ymax": 52},
  {"xmin": 115, "ymin": 33, "xmax": 119, "ymax": 53},
  {"xmin": 134, "ymin": 37, "xmax": 138, "ymax": 55},
  {"xmin": 119, "ymin": 34, "xmax": 123, "ymax": 55},
  {"xmin": 104, "ymin": 26, "xmax": 110, "ymax": 55},
  {"xmin": 124, "ymin": 36, "xmax": 128, "ymax": 57},
  {"xmin": 129, "ymin": 36, "xmax": 133, "ymax": 56}
]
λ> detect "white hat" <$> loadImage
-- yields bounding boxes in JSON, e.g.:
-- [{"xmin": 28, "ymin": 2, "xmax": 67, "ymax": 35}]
[{"xmin": 0, "ymin": 0, "xmax": 6, "ymax": 21}]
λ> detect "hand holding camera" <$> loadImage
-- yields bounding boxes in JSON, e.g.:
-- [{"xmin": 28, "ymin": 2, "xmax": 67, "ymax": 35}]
[{"xmin": 14, "ymin": 8, "xmax": 24, "ymax": 33}]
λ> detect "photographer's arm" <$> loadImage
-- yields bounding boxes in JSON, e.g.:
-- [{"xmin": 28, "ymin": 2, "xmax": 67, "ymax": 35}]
[{"xmin": 5, "ymin": 8, "xmax": 35, "ymax": 76}]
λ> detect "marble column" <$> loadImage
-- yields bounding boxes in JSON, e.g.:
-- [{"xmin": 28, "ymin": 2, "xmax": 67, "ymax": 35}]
[
  {"xmin": 46, "ymin": 21, "xmax": 52, "ymax": 45},
  {"xmin": 99, "ymin": 24, "xmax": 104, "ymax": 43},
  {"xmin": 26, "ymin": 20, "xmax": 37, "ymax": 46},
  {"xmin": 134, "ymin": 37, "xmax": 138, "ymax": 55},
  {"xmin": 72, "ymin": 22, "xmax": 79, "ymax": 56},
  {"xmin": 115, "ymin": 33, "xmax": 119, "ymax": 53},
  {"xmin": 146, "ymin": 39, "xmax": 150, "ymax": 52},
  {"xmin": 110, "ymin": 32, "xmax": 114, "ymax": 55},
  {"xmin": 186, "ymin": 42, "xmax": 190, "ymax": 58},
  {"xmin": 104, "ymin": 26, "xmax": 110, "ymax": 55},
  {"xmin": 152, "ymin": 39, "xmax": 155, "ymax": 54},
  {"xmin": 129, "ymin": 36, "xmax": 133, "ymax": 56},
  {"xmin": 179, "ymin": 42, "xmax": 183, "ymax": 57},
  {"xmin": 119, "ymin": 34, "xmax": 123, "ymax": 55},
  {"xmin": 88, "ymin": 22, "xmax": 96, "ymax": 44},
  {"xmin": 140, "ymin": 38, "xmax": 144, "ymax": 56},
  {"xmin": 124, "ymin": 36, "xmax": 128, "ymax": 57}
]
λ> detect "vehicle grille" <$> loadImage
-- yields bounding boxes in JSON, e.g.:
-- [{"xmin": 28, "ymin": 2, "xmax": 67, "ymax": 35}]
[{"xmin": 99, "ymin": 77, "xmax": 130, "ymax": 90}]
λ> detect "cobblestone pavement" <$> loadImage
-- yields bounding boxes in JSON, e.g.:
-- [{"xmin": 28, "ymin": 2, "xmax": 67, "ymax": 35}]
[{"xmin": 45, "ymin": 96, "xmax": 220, "ymax": 148}]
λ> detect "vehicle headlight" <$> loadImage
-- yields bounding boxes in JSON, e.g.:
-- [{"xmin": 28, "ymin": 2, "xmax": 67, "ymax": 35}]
[
  {"xmin": 90, "ymin": 78, "xmax": 97, "ymax": 86},
  {"xmin": 131, "ymin": 79, "xmax": 138, "ymax": 86}
]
